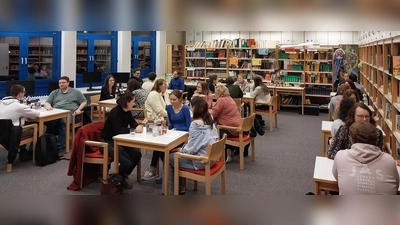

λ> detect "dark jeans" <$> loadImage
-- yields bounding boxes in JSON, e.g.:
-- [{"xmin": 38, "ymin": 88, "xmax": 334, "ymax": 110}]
[
  {"xmin": 150, "ymin": 151, "xmax": 164, "ymax": 168},
  {"xmin": 105, "ymin": 141, "xmax": 142, "ymax": 176},
  {"xmin": 255, "ymin": 105, "xmax": 269, "ymax": 122}
]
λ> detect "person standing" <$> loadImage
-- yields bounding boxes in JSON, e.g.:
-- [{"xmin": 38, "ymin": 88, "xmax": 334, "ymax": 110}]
[
  {"xmin": 130, "ymin": 68, "xmax": 143, "ymax": 85},
  {"xmin": 168, "ymin": 70, "xmax": 185, "ymax": 91},
  {"xmin": 44, "ymin": 76, "xmax": 87, "ymax": 157}
]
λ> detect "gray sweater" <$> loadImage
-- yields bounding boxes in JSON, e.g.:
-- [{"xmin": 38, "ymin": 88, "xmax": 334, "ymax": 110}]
[{"xmin": 332, "ymin": 143, "xmax": 399, "ymax": 195}]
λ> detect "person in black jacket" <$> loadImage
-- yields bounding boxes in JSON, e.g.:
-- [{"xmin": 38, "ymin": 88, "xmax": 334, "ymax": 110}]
[
  {"xmin": 130, "ymin": 68, "xmax": 143, "ymax": 85},
  {"xmin": 225, "ymin": 76, "xmax": 243, "ymax": 98},
  {"xmin": 100, "ymin": 75, "xmax": 118, "ymax": 101},
  {"xmin": 100, "ymin": 92, "xmax": 142, "ymax": 189},
  {"xmin": 207, "ymin": 74, "xmax": 219, "ymax": 93}
]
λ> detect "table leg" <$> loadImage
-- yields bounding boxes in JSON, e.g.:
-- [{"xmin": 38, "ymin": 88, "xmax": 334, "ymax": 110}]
[
  {"xmin": 322, "ymin": 132, "xmax": 326, "ymax": 157},
  {"xmin": 314, "ymin": 181, "xmax": 320, "ymax": 195},
  {"xmin": 114, "ymin": 141, "xmax": 119, "ymax": 174},
  {"xmin": 65, "ymin": 113, "xmax": 70, "ymax": 153},
  {"xmin": 38, "ymin": 119, "xmax": 44, "ymax": 136},
  {"xmin": 302, "ymin": 90, "xmax": 305, "ymax": 115},
  {"xmin": 164, "ymin": 149, "xmax": 170, "ymax": 195}
]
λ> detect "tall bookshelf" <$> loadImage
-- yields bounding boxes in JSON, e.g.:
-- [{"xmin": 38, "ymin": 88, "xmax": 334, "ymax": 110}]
[
  {"xmin": 359, "ymin": 35, "xmax": 400, "ymax": 159},
  {"xmin": 276, "ymin": 45, "xmax": 334, "ymax": 107},
  {"xmin": 166, "ymin": 44, "xmax": 185, "ymax": 75}
]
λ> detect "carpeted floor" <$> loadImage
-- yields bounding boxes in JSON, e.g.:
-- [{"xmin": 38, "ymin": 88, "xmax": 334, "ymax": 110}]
[{"xmin": 0, "ymin": 110, "xmax": 326, "ymax": 195}]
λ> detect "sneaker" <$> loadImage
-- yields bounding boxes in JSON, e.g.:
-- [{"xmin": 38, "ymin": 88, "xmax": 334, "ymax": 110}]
[
  {"xmin": 155, "ymin": 176, "xmax": 163, "ymax": 184},
  {"xmin": 225, "ymin": 149, "xmax": 233, "ymax": 163},
  {"xmin": 141, "ymin": 169, "xmax": 157, "ymax": 181}
]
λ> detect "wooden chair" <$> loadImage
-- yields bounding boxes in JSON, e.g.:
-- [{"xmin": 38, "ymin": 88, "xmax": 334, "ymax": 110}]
[
  {"xmin": 217, "ymin": 113, "xmax": 256, "ymax": 170},
  {"xmin": 132, "ymin": 108, "xmax": 147, "ymax": 124},
  {"xmin": 90, "ymin": 94, "xmax": 101, "ymax": 121},
  {"xmin": 173, "ymin": 134, "xmax": 227, "ymax": 195},
  {"xmin": 255, "ymin": 95, "xmax": 278, "ymax": 132},
  {"xmin": 232, "ymin": 98, "xmax": 245, "ymax": 117},
  {"xmin": 72, "ymin": 113, "xmax": 84, "ymax": 140},
  {"xmin": 81, "ymin": 140, "xmax": 110, "ymax": 188},
  {"xmin": 21, "ymin": 123, "xmax": 38, "ymax": 164}
]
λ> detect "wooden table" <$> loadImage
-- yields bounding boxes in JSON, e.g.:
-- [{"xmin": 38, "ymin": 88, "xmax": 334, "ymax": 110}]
[
  {"xmin": 242, "ymin": 93, "xmax": 255, "ymax": 116},
  {"xmin": 321, "ymin": 121, "xmax": 333, "ymax": 157},
  {"xmin": 98, "ymin": 98, "xmax": 117, "ymax": 121},
  {"xmin": 31, "ymin": 108, "xmax": 71, "ymax": 153},
  {"xmin": 313, "ymin": 156, "xmax": 400, "ymax": 195},
  {"xmin": 274, "ymin": 87, "xmax": 305, "ymax": 115},
  {"xmin": 113, "ymin": 130, "xmax": 188, "ymax": 195}
]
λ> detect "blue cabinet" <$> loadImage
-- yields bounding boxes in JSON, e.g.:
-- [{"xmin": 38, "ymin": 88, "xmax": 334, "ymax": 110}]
[
  {"xmin": 131, "ymin": 32, "xmax": 156, "ymax": 79},
  {"xmin": 0, "ymin": 31, "xmax": 61, "ymax": 97},
  {"xmin": 76, "ymin": 32, "xmax": 118, "ymax": 88}
]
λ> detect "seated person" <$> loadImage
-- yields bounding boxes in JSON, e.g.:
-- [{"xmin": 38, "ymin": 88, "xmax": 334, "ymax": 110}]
[
  {"xmin": 234, "ymin": 73, "xmax": 251, "ymax": 93},
  {"xmin": 126, "ymin": 79, "xmax": 147, "ymax": 118},
  {"xmin": 163, "ymin": 96, "xmax": 219, "ymax": 195},
  {"xmin": 193, "ymin": 81, "xmax": 213, "ymax": 109},
  {"xmin": 142, "ymin": 72, "xmax": 157, "ymax": 93},
  {"xmin": 328, "ymin": 102, "xmax": 383, "ymax": 160},
  {"xmin": 331, "ymin": 98, "xmax": 356, "ymax": 138},
  {"xmin": 100, "ymin": 92, "xmax": 142, "ymax": 189},
  {"xmin": 166, "ymin": 90, "xmax": 191, "ymax": 132},
  {"xmin": 100, "ymin": 75, "xmax": 118, "ymax": 112},
  {"xmin": 0, "ymin": 84, "xmax": 40, "ymax": 161},
  {"xmin": 329, "ymin": 83, "xmax": 350, "ymax": 119},
  {"xmin": 168, "ymin": 70, "xmax": 185, "ymax": 91},
  {"xmin": 44, "ymin": 76, "xmax": 87, "ymax": 157},
  {"xmin": 207, "ymin": 75, "xmax": 219, "ymax": 93},
  {"xmin": 332, "ymin": 122, "xmax": 399, "ymax": 195},
  {"xmin": 225, "ymin": 76, "xmax": 243, "ymax": 98},
  {"xmin": 251, "ymin": 75, "xmax": 271, "ymax": 127}
]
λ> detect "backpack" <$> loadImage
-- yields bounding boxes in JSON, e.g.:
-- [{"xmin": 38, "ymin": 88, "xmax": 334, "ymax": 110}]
[{"xmin": 35, "ymin": 133, "xmax": 59, "ymax": 166}]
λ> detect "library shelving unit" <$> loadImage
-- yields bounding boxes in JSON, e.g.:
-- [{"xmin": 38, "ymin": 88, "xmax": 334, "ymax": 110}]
[
  {"xmin": 183, "ymin": 40, "xmax": 279, "ymax": 81},
  {"xmin": 276, "ymin": 45, "xmax": 334, "ymax": 108},
  {"xmin": 359, "ymin": 35, "xmax": 400, "ymax": 159},
  {"xmin": 166, "ymin": 44, "xmax": 185, "ymax": 76}
]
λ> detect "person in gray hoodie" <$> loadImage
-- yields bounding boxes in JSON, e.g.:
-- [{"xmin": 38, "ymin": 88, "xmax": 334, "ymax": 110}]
[
  {"xmin": 163, "ymin": 96, "xmax": 219, "ymax": 195},
  {"xmin": 332, "ymin": 122, "xmax": 399, "ymax": 195},
  {"xmin": 0, "ymin": 84, "xmax": 40, "ymax": 160}
]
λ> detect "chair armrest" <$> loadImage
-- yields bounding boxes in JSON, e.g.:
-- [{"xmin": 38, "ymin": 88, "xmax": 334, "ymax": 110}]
[
  {"xmin": 90, "ymin": 103, "xmax": 99, "ymax": 107},
  {"xmin": 22, "ymin": 123, "xmax": 37, "ymax": 131},
  {"xmin": 131, "ymin": 108, "xmax": 145, "ymax": 112},
  {"xmin": 84, "ymin": 140, "xmax": 108, "ymax": 148},
  {"xmin": 175, "ymin": 152, "xmax": 208, "ymax": 163},
  {"xmin": 216, "ymin": 124, "xmax": 242, "ymax": 132}
]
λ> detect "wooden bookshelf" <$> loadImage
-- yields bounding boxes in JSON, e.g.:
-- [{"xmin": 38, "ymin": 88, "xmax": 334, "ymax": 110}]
[
  {"xmin": 359, "ymin": 35, "xmax": 400, "ymax": 159},
  {"xmin": 166, "ymin": 44, "xmax": 185, "ymax": 76}
]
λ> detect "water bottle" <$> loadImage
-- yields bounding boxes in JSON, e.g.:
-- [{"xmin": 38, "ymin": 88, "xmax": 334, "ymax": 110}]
[{"xmin": 152, "ymin": 118, "xmax": 159, "ymax": 137}]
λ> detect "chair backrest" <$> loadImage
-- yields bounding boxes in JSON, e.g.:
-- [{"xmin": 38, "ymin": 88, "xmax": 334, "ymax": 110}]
[
  {"xmin": 270, "ymin": 95, "xmax": 278, "ymax": 109},
  {"xmin": 206, "ymin": 134, "xmax": 227, "ymax": 161},
  {"xmin": 232, "ymin": 98, "xmax": 242, "ymax": 108},
  {"xmin": 240, "ymin": 113, "xmax": 255, "ymax": 132},
  {"xmin": 90, "ymin": 94, "xmax": 100, "ymax": 105}
]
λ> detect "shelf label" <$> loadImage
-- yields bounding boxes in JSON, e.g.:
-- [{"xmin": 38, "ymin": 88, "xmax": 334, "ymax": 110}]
[
  {"xmin": 186, "ymin": 48, "xmax": 195, "ymax": 51},
  {"xmin": 229, "ymin": 58, "xmax": 238, "ymax": 65},
  {"xmin": 206, "ymin": 48, "xmax": 216, "ymax": 51},
  {"xmin": 186, "ymin": 67, "xmax": 195, "ymax": 71},
  {"xmin": 258, "ymin": 48, "xmax": 269, "ymax": 55},
  {"xmin": 251, "ymin": 58, "xmax": 261, "ymax": 66}
]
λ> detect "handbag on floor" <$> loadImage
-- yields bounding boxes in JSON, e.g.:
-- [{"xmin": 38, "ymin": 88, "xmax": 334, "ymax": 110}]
[{"xmin": 100, "ymin": 174, "xmax": 124, "ymax": 195}]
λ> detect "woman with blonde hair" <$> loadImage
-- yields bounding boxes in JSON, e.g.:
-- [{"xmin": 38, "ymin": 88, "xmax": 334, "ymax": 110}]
[{"xmin": 142, "ymin": 78, "xmax": 171, "ymax": 181}]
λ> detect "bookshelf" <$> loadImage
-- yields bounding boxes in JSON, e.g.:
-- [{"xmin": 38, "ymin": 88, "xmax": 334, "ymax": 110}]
[
  {"xmin": 183, "ymin": 40, "xmax": 279, "ymax": 80},
  {"xmin": 359, "ymin": 34, "xmax": 400, "ymax": 159},
  {"xmin": 276, "ymin": 45, "xmax": 334, "ymax": 107},
  {"xmin": 166, "ymin": 44, "xmax": 185, "ymax": 76}
]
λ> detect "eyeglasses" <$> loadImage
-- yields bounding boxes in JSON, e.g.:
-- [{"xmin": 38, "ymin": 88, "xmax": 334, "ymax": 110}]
[{"xmin": 355, "ymin": 115, "xmax": 370, "ymax": 119}]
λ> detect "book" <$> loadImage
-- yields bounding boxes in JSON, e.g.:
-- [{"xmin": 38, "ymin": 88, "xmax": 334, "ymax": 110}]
[{"xmin": 393, "ymin": 56, "xmax": 400, "ymax": 76}]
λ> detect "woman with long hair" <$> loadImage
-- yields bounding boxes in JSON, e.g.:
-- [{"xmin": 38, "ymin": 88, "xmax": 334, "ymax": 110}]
[
  {"xmin": 193, "ymin": 81, "xmax": 213, "ymax": 109},
  {"xmin": 251, "ymin": 75, "xmax": 271, "ymax": 127},
  {"xmin": 162, "ymin": 96, "xmax": 219, "ymax": 195},
  {"xmin": 100, "ymin": 75, "xmax": 117, "ymax": 101},
  {"xmin": 126, "ymin": 79, "xmax": 147, "ymax": 118},
  {"xmin": 142, "ymin": 78, "xmax": 171, "ymax": 181},
  {"xmin": 100, "ymin": 92, "xmax": 142, "ymax": 189},
  {"xmin": 166, "ymin": 90, "xmax": 191, "ymax": 131},
  {"xmin": 328, "ymin": 102, "xmax": 383, "ymax": 159}
]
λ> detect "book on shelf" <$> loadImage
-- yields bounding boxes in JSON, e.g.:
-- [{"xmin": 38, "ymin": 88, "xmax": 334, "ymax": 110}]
[
  {"xmin": 393, "ymin": 56, "xmax": 400, "ymax": 76},
  {"xmin": 386, "ymin": 102, "xmax": 392, "ymax": 120},
  {"xmin": 395, "ymin": 113, "xmax": 400, "ymax": 131}
]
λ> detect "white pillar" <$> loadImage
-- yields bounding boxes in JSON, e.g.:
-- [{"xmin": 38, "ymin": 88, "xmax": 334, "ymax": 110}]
[
  {"xmin": 156, "ymin": 31, "xmax": 166, "ymax": 76},
  {"xmin": 117, "ymin": 31, "xmax": 131, "ymax": 72},
  {"xmin": 61, "ymin": 31, "xmax": 77, "ymax": 87}
]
